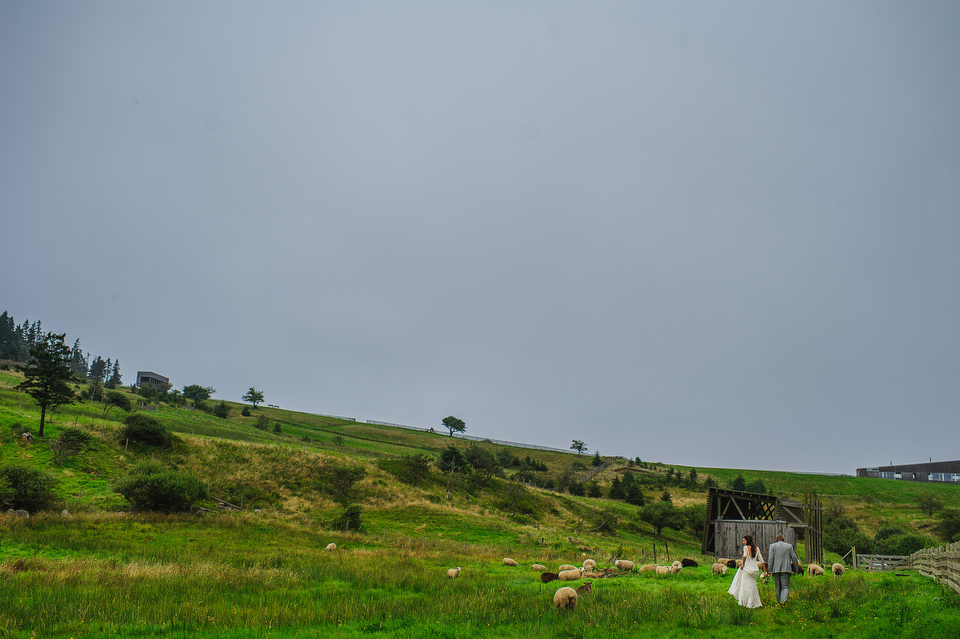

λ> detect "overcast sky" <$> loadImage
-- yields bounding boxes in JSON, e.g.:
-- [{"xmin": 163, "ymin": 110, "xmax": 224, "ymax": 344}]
[{"xmin": 2, "ymin": 2, "xmax": 958, "ymax": 475}]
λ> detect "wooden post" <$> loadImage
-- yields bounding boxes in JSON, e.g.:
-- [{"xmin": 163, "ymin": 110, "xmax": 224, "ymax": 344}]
[
  {"xmin": 665, "ymin": 541, "xmax": 670, "ymax": 562},
  {"xmin": 653, "ymin": 543, "xmax": 657, "ymax": 563},
  {"xmin": 78, "ymin": 486, "xmax": 82, "ymax": 502}
]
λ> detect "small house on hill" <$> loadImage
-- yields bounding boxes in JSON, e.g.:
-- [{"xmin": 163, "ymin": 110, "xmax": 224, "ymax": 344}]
[
  {"xmin": 701, "ymin": 487, "xmax": 823, "ymax": 565},
  {"xmin": 136, "ymin": 371, "xmax": 169, "ymax": 388}
]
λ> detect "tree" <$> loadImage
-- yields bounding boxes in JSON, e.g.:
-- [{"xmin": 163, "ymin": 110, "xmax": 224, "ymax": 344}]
[
  {"xmin": 464, "ymin": 445, "xmax": 501, "ymax": 484},
  {"xmin": 69, "ymin": 339, "xmax": 87, "ymax": 377},
  {"xmin": 103, "ymin": 390, "xmax": 132, "ymax": 414},
  {"xmin": 242, "ymin": 387, "xmax": 265, "ymax": 408},
  {"xmin": 442, "ymin": 415, "xmax": 465, "ymax": 437},
  {"xmin": 745, "ymin": 478, "xmax": 767, "ymax": 494},
  {"xmin": 625, "ymin": 484, "xmax": 646, "ymax": 507},
  {"xmin": 182, "ymin": 385, "xmax": 215, "ymax": 404},
  {"xmin": 608, "ymin": 475, "xmax": 624, "ymax": 499},
  {"xmin": 937, "ymin": 508, "xmax": 960, "ymax": 543},
  {"xmin": 639, "ymin": 501, "xmax": 684, "ymax": 538},
  {"xmin": 88, "ymin": 356, "xmax": 107, "ymax": 383},
  {"xmin": 592, "ymin": 451, "xmax": 602, "ymax": 467},
  {"xmin": 107, "ymin": 359, "xmax": 122, "ymax": 387},
  {"xmin": 438, "ymin": 445, "xmax": 466, "ymax": 472},
  {"xmin": 918, "ymin": 493, "xmax": 943, "ymax": 517},
  {"xmin": 212, "ymin": 400, "xmax": 230, "ymax": 419},
  {"xmin": 731, "ymin": 474, "xmax": 747, "ymax": 491},
  {"xmin": 16, "ymin": 333, "xmax": 76, "ymax": 438},
  {"xmin": 570, "ymin": 440, "xmax": 587, "ymax": 455}
]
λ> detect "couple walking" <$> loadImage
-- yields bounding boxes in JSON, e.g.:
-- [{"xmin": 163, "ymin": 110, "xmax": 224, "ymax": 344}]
[{"xmin": 728, "ymin": 534, "xmax": 801, "ymax": 608}]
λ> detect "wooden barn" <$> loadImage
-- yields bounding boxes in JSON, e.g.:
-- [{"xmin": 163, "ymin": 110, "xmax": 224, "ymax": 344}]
[{"xmin": 701, "ymin": 487, "xmax": 823, "ymax": 565}]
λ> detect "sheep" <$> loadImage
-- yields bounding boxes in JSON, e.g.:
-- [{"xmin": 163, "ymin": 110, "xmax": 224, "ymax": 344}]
[
  {"xmin": 735, "ymin": 559, "xmax": 744, "ymax": 568},
  {"xmin": 655, "ymin": 565, "xmax": 671, "ymax": 576},
  {"xmin": 541, "ymin": 572, "xmax": 559, "ymax": 584},
  {"xmin": 681, "ymin": 558, "xmax": 699, "ymax": 568},
  {"xmin": 576, "ymin": 581, "xmax": 593, "ymax": 595},
  {"xmin": 832, "ymin": 563, "xmax": 845, "ymax": 578},
  {"xmin": 503, "ymin": 558, "xmax": 519, "ymax": 567},
  {"xmin": 671, "ymin": 563, "xmax": 681, "ymax": 576},
  {"xmin": 582, "ymin": 559, "xmax": 596, "ymax": 571},
  {"xmin": 559, "ymin": 568, "xmax": 585, "ymax": 581},
  {"xmin": 718, "ymin": 557, "xmax": 737, "ymax": 568},
  {"xmin": 531, "ymin": 564, "xmax": 548, "ymax": 572},
  {"xmin": 712, "ymin": 563, "xmax": 728, "ymax": 575},
  {"xmin": 807, "ymin": 563, "xmax": 825, "ymax": 576},
  {"xmin": 553, "ymin": 586, "xmax": 578, "ymax": 612},
  {"xmin": 639, "ymin": 563, "xmax": 659, "ymax": 573},
  {"xmin": 614, "ymin": 559, "xmax": 635, "ymax": 572},
  {"xmin": 324, "ymin": 543, "xmax": 337, "ymax": 551},
  {"xmin": 447, "ymin": 566, "xmax": 461, "ymax": 579},
  {"xmin": 558, "ymin": 564, "xmax": 577, "ymax": 571}
]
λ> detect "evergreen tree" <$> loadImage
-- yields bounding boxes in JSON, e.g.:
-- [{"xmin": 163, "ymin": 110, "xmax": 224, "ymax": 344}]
[
  {"xmin": 625, "ymin": 484, "xmax": 646, "ymax": 506},
  {"xmin": 89, "ymin": 356, "xmax": 107, "ymax": 382},
  {"xmin": 0, "ymin": 311, "xmax": 17, "ymax": 360},
  {"xmin": 69, "ymin": 339, "xmax": 88, "ymax": 377},
  {"xmin": 107, "ymin": 359, "xmax": 122, "ymax": 387},
  {"xmin": 608, "ymin": 475, "xmax": 625, "ymax": 499},
  {"xmin": 731, "ymin": 474, "xmax": 747, "ymax": 491},
  {"xmin": 592, "ymin": 451, "xmax": 602, "ymax": 467},
  {"xmin": 16, "ymin": 333, "xmax": 76, "ymax": 437}
]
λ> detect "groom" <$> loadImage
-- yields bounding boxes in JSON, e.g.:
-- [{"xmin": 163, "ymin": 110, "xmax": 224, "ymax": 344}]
[{"xmin": 764, "ymin": 534, "xmax": 801, "ymax": 604}]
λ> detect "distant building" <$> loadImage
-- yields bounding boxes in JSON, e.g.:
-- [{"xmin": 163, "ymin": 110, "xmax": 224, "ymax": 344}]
[
  {"xmin": 856, "ymin": 460, "xmax": 960, "ymax": 483},
  {"xmin": 137, "ymin": 371, "xmax": 170, "ymax": 388}
]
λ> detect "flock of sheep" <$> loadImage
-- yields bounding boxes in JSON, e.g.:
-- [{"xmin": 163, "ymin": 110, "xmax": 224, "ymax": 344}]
[{"xmin": 445, "ymin": 554, "xmax": 848, "ymax": 612}]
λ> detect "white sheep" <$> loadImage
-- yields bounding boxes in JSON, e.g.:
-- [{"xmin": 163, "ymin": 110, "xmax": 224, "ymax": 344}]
[
  {"xmin": 447, "ymin": 566, "xmax": 461, "ymax": 579},
  {"xmin": 324, "ymin": 543, "xmax": 337, "ymax": 551},
  {"xmin": 503, "ymin": 558, "xmax": 519, "ymax": 567},
  {"xmin": 558, "ymin": 564, "xmax": 577, "ymax": 571},
  {"xmin": 558, "ymin": 568, "xmax": 585, "ymax": 581},
  {"xmin": 712, "ymin": 563, "xmax": 729, "ymax": 575},
  {"xmin": 807, "ymin": 563, "xmax": 825, "ymax": 576},
  {"xmin": 582, "ymin": 559, "xmax": 596, "ymax": 571},
  {"xmin": 639, "ymin": 563, "xmax": 658, "ymax": 573},
  {"xmin": 832, "ymin": 563, "xmax": 845, "ymax": 578},
  {"xmin": 655, "ymin": 565, "xmax": 671, "ymax": 576},
  {"xmin": 531, "ymin": 564, "xmax": 548, "ymax": 572},
  {"xmin": 614, "ymin": 559, "xmax": 635, "ymax": 572},
  {"xmin": 671, "ymin": 563, "xmax": 681, "ymax": 575},
  {"xmin": 553, "ymin": 586, "xmax": 578, "ymax": 612}
]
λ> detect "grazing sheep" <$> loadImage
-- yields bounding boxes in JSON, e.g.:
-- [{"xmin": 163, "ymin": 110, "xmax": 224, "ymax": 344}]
[
  {"xmin": 639, "ymin": 564, "xmax": 659, "ymax": 573},
  {"xmin": 614, "ymin": 559, "xmax": 635, "ymax": 572},
  {"xmin": 681, "ymin": 558, "xmax": 698, "ymax": 568},
  {"xmin": 584, "ymin": 571, "xmax": 605, "ymax": 579},
  {"xmin": 541, "ymin": 572, "xmax": 559, "ymax": 584},
  {"xmin": 559, "ymin": 568, "xmax": 585, "ymax": 581},
  {"xmin": 712, "ymin": 563, "xmax": 728, "ymax": 575},
  {"xmin": 531, "ymin": 564, "xmax": 548, "ymax": 572},
  {"xmin": 447, "ymin": 567, "xmax": 461, "ymax": 579},
  {"xmin": 735, "ymin": 559, "xmax": 744, "ymax": 568},
  {"xmin": 503, "ymin": 558, "xmax": 519, "ymax": 567},
  {"xmin": 807, "ymin": 563, "xmax": 825, "ymax": 576},
  {"xmin": 576, "ymin": 581, "xmax": 593, "ymax": 595},
  {"xmin": 582, "ymin": 559, "xmax": 596, "ymax": 571},
  {"xmin": 671, "ymin": 563, "xmax": 681, "ymax": 576},
  {"xmin": 324, "ymin": 543, "xmax": 336, "ymax": 551},
  {"xmin": 655, "ymin": 565, "xmax": 671, "ymax": 576},
  {"xmin": 553, "ymin": 586, "xmax": 578, "ymax": 612},
  {"xmin": 832, "ymin": 563, "xmax": 845, "ymax": 578},
  {"xmin": 558, "ymin": 564, "xmax": 577, "ymax": 571}
]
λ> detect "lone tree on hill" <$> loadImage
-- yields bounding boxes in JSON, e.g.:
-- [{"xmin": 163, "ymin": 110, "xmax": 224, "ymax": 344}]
[
  {"xmin": 17, "ymin": 332, "xmax": 76, "ymax": 438},
  {"xmin": 442, "ymin": 415, "xmax": 465, "ymax": 437},
  {"xmin": 570, "ymin": 439, "xmax": 588, "ymax": 455},
  {"xmin": 242, "ymin": 387, "xmax": 264, "ymax": 408},
  {"xmin": 182, "ymin": 384, "xmax": 215, "ymax": 405}
]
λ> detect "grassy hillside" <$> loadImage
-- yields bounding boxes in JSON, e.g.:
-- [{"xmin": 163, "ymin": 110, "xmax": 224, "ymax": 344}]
[{"xmin": 1, "ymin": 368, "xmax": 959, "ymax": 637}]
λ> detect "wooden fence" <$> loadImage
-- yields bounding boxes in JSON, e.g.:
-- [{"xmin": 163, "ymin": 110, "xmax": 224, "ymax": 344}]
[
  {"xmin": 911, "ymin": 541, "xmax": 960, "ymax": 595},
  {"xmin": 853, "ymin": 553, "xmax": 911, "ymax": 571}
]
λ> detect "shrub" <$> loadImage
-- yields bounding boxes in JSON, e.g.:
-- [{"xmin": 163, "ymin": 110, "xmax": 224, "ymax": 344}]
[
  {"xmin": 938, "ymin": 508, "xmax": 960, "ymax": 543},
  {"xmin": 114, "ymin": 462, "xmax": 207, "ymax": 512},
  {"xmin": 241, "ymin": 407, "xmax": 251, "ymax": 417},
  {"xmin": 120, "ymin": 414, "xmax": 173, "ymax": 448},
  {"xmin": 333, "ymin": 504, "xmax": 362, "ymax": 531},
  {"xmin": 0, "ymin": 466, "xmax": 59, "ymax": 511},
  {"xmin": 212, "ymin": 401, "xmax": 230, "ymax": 419},
  {"xmin": 877, "ymin": 533, "xmax": 931, "ymax": 556}
]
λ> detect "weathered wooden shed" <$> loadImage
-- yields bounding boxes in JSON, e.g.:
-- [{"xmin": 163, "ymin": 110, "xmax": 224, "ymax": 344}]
[{"xmin": 701, "ymin": 487, "xmax": 823, "ymax": 565}]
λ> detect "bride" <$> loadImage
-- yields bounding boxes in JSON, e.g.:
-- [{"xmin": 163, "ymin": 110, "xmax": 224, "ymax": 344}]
[{"xmin": 728, "ymin": 534, "xmax": 763, "ymax": 608}]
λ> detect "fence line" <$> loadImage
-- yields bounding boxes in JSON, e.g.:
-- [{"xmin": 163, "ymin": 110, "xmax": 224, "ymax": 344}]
[
  {"xmin": 364, "ymin": 420, "xmax": 572, "ymax": 454},
  {"xmin": 911, "ymin": 540, "xmax": 960, "ymax": 595}
]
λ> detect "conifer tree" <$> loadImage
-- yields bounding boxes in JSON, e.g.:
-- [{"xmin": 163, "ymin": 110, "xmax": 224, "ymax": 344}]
[{"xmin": 17, "ymin": 333, "xmax": 76, "ymax": 437}]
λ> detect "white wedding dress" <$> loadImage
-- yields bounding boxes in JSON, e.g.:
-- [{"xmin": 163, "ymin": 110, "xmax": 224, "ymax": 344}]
[{"xmin": 727, "ymin": 545, "xmax": 763, "ymax": 608}]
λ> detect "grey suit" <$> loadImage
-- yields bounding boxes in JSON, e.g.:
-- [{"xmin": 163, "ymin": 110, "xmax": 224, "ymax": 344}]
[{"xmin": 766, "ymin": 540, "xmax": 800, "ymax": 603}]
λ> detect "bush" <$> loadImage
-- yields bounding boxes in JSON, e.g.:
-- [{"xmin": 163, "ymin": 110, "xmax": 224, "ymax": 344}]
[
  {"xmin": 333, "ymin": 504, "xmax": 362, "ymax": 531},
  {"xmin": 120, "ymin": 414, "xmax": 173, "ymax": 448},
  {"xmin": 0, "ymin": 466, "xmax": 59, "ymax": 511},
  {"xmin": 877, "ymin": 533, "xmax": 931, "ymax": 556},
  {"xmin": 114, "ymin": 462, "xmax": 207, "ymax": 512},
  {"xmin": 241, "ymin": 407, "xmax": 251, "ymax": 417},
  {"xmin": 938, "ymin": 508, "xmax": 960, "ymax": 543},
  {"xmin": 212, "ymin": 401, "xmax": 230, "ymax": 419}
]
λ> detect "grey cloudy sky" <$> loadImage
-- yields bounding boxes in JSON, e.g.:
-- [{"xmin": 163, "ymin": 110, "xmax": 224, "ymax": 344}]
[{"xmin": 3, "ymin": 2, "xmax": 958, "ymax": 474}]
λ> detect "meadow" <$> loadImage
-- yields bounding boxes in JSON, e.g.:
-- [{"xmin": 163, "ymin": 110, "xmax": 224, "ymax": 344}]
[{"xmin": 1, "ymin": 370, "xmax": 959, "ymax": 637}]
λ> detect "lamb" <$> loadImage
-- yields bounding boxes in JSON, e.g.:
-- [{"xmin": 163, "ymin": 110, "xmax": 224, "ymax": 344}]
[
  {"xmin": 558, "ymin": 564, "xmax": 577, "ymax": 571},
  {"xmin": 324, "ymin": 543, "xmax": 337, "ymax": 551},
  {"xmin": 614, "ymin": 559, "xmax": 635, "ymax": 572},
  {"xmin": 680, "ymin": 558, "xmax": 698, "ymax": 568},
  {"xmin": 540, "ymin": 572, "xmax": 559, "ymax": 584},
  {"xmin": 503, "ymin": 558, "xmax": 519, "ymax": 567},
  {"xmin": 582, "ymin": 559, "xmax": 596, "ymax": 571},
  {"xmin": 558, "ymin": 568, "xmax": 585, "ymax": 581},
  {"xmin": 639, "ymin": 564, "xmax": 659, "ymax": 573},
  {"xmin": 655, "ymin": 565, "xmax": 671, "ymax": 576},
  {"xmin": 807, "ymin": 563, "xmax": 825, "ymax": 576},
  {"xmin": 447, "ymin": 566, "xmax": 461, "ymax": 579},
  {"xmin": 531, "ymin": 564, "xmax": 548, "ymax": 572},
  {"xmin": 832, "ymin": 563, "xmax": 845, "ymax": 578},
  {"xmin": 553, "ymin": 586, "xmax": 578, "ymax": 612},
  {"xmin": 671, "ymin": 563, "xmax": 681, "ymax": 576},
  {"xmin": 712, "ymin": 563, "xmax": 728, "ymax": 575},
  {"xmin": 576, "ymin": 581, "xmax": 593, "ymax": 595}
]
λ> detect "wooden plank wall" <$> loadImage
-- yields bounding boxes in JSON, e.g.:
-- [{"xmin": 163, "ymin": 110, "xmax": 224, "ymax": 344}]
[
  {"xmin": 911, "ymin": 541, "xmax": 960, "ymax": 595},
  {"xmin": 714, "ymin": 520, "xmax": 797, "ymax": 562}
]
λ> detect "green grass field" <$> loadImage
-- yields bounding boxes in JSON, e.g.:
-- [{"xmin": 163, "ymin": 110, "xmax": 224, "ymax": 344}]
[{"xmin": 1, "ymin": 370, "xmax": 958, "ymax": 637}]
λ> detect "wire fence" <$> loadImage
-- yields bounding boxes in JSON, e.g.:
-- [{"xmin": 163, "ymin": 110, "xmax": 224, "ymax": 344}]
[{"xmin": 364, "ymin": 419, "xmax": 572, "ymax": 454}]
